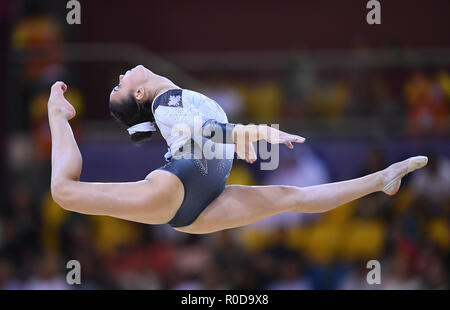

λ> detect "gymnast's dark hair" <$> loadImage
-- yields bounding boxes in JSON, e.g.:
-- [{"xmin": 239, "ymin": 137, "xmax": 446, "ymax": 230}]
[{"xmin": 109, "ymin": 94, "xmax": 155, "ymax": 143}]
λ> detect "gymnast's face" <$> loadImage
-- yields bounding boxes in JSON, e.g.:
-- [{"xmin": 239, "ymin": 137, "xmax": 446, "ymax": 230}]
[{"xmin": 109, "ymin": 65, "xmax": 148, "ymax": 104}]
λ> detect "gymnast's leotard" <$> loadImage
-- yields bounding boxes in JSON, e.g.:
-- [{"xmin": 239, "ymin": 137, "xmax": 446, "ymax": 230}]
[{"xmin": 151, "ymin": 88, "xmax": 235, "ymax": 228}]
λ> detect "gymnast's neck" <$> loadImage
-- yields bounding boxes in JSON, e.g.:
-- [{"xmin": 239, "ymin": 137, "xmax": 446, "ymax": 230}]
[{"xmin": 144, "ymin": 69, "xmax": 181, "ymax": 102}]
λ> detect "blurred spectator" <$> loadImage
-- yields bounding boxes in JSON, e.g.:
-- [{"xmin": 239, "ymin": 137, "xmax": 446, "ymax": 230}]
[
  {"xmin": 372, "ymin": 76, "xmax": 402, "ymax": 133},
  {"xmin": 227, "ymin": 161, "xmax": 257, "ymax": 186},
  {"xmin": 282, "ymin": 55, "xmax": 317, "ymax": 118},
  {"xmin": 339, "ymin": 262, "xmax": 381, "ymax": 290},
  {"xmin": 404, "ymin": 71, "xmax": 449, "ymax": 136},
  {"xmin": 307, "ymin": 78, "xmax": 352, "ymax": 120},
  {"xmin": 381, "ymin": 251, "xmax": 422, "ymax": 290},
  {"xmin": 116, "ymin": 270, "xmax": 161, "ymax": 290},
  {"xmin": 359, "ymin": 148, "xmax": 387, "ymax": 175},
  {"xmin": 262, "ymin": 228, "xmax": 312, "ymax": 289},
  {"xmin": 11, "ymin": 15, "xmax": 63, "ymax": 81},
  {"xmin": 0, "ymin": 259, "xmax": 21, "ymax": 290},
  {"xmin": 421, "ymin": 258, "xmax": 448, "ymax": 289},
  {"xmin": 242, "ymin": 81, "xmax": 282, "ymax": 123},
  {"xmin": 265, "ymin": 145, "xmax": 330, "ymax": 187},
  {"xmin": 199, "ymin": 262, "xmax": 228, "ymax": 290},
  {"xmin": 410, "ymin": 153, "xmax": 450, "ymax": 203},
  {"xmin": 22, "ymin": 254, "xmax": 70, "ymax": 290},
  {"xmin": 171, "ymin": 235, "xmax": 212, "ymax": 289},
  {"xmin": 203, "ymin": 79, "xmax": 245, "ymax": 120},
  {"xmin": 0, "ymin": 184, "xmax": 40, "ymax": 268},
  {"xmin": 267, "ymin": 257, "xmax": 311, "ymax": 290}
]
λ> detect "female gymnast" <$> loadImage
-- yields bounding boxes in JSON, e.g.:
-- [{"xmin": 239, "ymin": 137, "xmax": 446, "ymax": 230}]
[{"xmin": 48, "ymin": 65, "xmax": 428, "ymax": 234}]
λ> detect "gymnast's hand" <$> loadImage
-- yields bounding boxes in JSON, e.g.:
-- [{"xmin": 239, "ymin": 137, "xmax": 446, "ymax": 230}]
[
  {"xmin": 233, "ymin": 124, "xmax": 305, "ymax": 149},
  {"xmin": 263, "ymin": 126, "xmax": 305, "ymax": 149},
  {"xmin": 48, "ymin": 81, "xmax": 76, "ymax": 120},
  {"xmin": 235, "ymin": 141, "xmax": 258, "ymax": 164},
  {"xmin": 232, "ymin": 124, "xmax": 305, "ymax": 163}
]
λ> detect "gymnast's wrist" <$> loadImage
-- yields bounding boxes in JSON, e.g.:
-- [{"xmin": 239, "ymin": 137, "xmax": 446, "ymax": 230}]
[
  {"xmin": 233, "ymin": 124, "xmax": 267, "ymax": 144},
  {"xmin": 256, "ymin": 125, "xmax": 270, "ymax": 141},
  {"xmin": 232, "ymin": 124, "xmax": 245, "ymax": 144}
]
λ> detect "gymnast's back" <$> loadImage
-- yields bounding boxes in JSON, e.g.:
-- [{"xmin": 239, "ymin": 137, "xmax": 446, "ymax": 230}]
[{"xmin": 151, "ymin": 88, "xmax": 235, "ymax": 159}]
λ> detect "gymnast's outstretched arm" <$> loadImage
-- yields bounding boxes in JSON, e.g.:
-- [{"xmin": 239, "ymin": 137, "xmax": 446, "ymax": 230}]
[
  {"xmin": 48, "ymin": 82, "xmax": 183, "ymax": 223},
  {"xmin": 201, "ymin": 119, "xmax": 306, "ymax": 163}
]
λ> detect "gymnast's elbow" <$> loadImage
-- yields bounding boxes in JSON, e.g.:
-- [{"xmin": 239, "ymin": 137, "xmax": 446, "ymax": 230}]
[{"xmin": 51, "ymin": 179, "xmax": 77, "ymax": 211}]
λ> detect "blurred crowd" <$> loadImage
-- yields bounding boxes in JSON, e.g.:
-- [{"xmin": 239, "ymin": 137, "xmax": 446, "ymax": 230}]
[
  {"xmin": 1, "ymin": 6, "xmax": 449, "ymax": 290},
  {"xmin": 1, "ymin": 143, "xmax": 449, "ymax": 290},
  {"xmin": 203, "ymin": 64, "xmax": 450, "ymax": 138}
]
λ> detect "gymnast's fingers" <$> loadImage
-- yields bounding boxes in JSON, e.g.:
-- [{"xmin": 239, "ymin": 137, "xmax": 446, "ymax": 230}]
[
  {"xmin": 291, "ymin": 135, "xmax": 306, "ymax": 143},
  {"xmin": 284, "ymin": 141, "xmax": 294, "ymax": 149}
]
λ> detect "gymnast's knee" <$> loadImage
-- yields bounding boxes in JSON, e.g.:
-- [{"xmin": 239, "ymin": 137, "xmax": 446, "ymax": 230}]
[
  {"xmin": 277, "ymin": 185, "xmax": 307, "ymax": 212},
  {"xmin": 50, "ymin": 179, "xmax": 77, "ymax": 211}
]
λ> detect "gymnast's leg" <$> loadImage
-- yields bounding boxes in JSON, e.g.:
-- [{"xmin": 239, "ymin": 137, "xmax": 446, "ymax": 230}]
[
  {"xmin": 174, "ymin": 156, "xmax": 428, "ymax": 234},
  {"xmin": 48, "ymin": 82, "xmax": 184, "ymax": 223}
]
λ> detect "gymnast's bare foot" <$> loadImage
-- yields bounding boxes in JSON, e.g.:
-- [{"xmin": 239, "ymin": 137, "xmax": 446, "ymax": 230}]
[
  {"xmin": 48, "ymin": 81, "xmax": 76, "ymax": 121},
  {"xmin": 380, "ymin": 156, "xmax": 428, "ymax": 195}
]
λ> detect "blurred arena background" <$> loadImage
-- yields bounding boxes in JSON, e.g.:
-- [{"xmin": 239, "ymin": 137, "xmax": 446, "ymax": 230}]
[{"xmin": 0, "ymin": 0, "xmax": 449, "ymax": 289}]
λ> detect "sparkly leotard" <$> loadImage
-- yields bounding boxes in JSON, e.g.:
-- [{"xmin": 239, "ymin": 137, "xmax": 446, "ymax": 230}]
[{"xmin": 152, "ymin": 89, "xmax": 235, "ymax": 228}]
